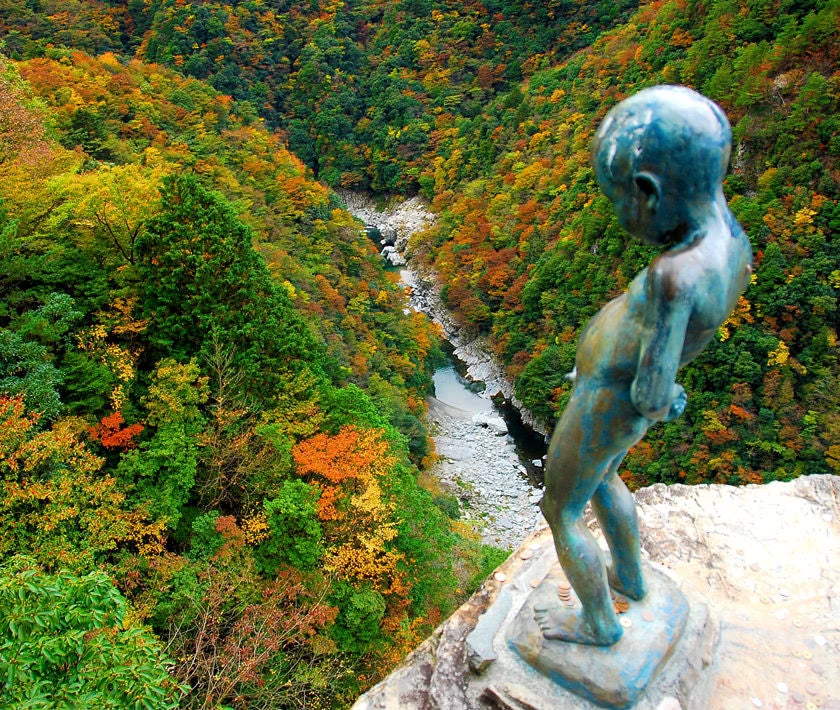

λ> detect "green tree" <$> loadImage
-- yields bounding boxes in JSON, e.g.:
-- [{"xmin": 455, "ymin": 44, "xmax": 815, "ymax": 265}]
[
  {"xmin": 0, "ymin": 329, "xmax": 63, "ymax": 420},
  {"xmin": 136, "ymin": 175, "xmax": 323, "ymax": 402},
  {"xmin": 328, "ymin": 582, "xmax": 386, "ymax": 654},
  {"xmin": 256, "ymin": 479, "xmax": 324, "ymax": 575},
  {"xmin": 117, "ymin": 359, "xmax": 209, "ymax": 530},
  {"xmin": 0, "ymin": 556, "xmax": 185, "ymax": 709}
]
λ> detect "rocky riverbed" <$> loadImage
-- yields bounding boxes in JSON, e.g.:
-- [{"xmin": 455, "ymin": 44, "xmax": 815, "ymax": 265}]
[
  {"xmin": 338, "ymin": 191, "xmax": 545, "ymax": 549},
  {"xmin": 427, "ymin": 397, "xmax": 544, "ymax": 548}
]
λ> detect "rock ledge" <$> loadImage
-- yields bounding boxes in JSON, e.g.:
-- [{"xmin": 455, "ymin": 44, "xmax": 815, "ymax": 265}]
[{"xmin": 354, "ymin": 475, "xmax": 840, "ymax": 709}]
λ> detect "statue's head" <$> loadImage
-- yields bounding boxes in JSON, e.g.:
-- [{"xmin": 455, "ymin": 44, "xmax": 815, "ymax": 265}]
[{"xmin": 591, "ymin": 85, "xmax": 731, "ymax": 245}]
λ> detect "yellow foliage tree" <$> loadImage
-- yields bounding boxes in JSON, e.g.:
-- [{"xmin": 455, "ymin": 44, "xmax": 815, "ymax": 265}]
[{"xmin": 0, "ymin": 396, "xmax": 165, "ymax": 571}]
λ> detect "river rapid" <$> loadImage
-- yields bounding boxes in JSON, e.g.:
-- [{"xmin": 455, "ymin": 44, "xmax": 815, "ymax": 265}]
[{"xmin": 338, "ymin": 191, "xmax": 546, "ymax": 549}]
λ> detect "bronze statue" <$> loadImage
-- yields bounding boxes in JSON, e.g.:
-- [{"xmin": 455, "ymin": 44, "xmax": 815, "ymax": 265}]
[{"xmin": 536, "ymin": 85, "xmax": 753, "ymax": 645}]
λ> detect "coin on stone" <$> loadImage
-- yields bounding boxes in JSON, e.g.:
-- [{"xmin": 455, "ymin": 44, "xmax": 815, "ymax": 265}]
[
  {"xmin": 751, "ymin": 698, "xmax": 763, "ymax": 708},
  {"xmin": 558, "ymin": 581, "xmax": 571, "ymax": 592},
  {"xmin": 494, "ymin": 572, "xmax": 507, "ymax": 582},
  {"xmin": 613, "ymin": 597, "xmax": 630, "ymax": 613},
  {"xmin": 642, "ymin": 609, "xmax": 655, "ymax": 622},
  {"xmin": 777, "ymin": 682, "xmax": 789, "ymax": 694},
  {"xmin": 529, "ymin": 578, "xmax": 540, "ymax": 588},
  {"xmin": 519, "ymin": 550, "xmax": 533, "ymax": 560}
]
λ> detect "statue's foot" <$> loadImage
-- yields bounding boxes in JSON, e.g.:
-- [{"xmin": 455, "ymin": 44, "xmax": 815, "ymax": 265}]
[
  {"xmin": 534, "ymin": 604, "xmax": 623, "ymax": 646},
  {"xmin": 607, "ymin": 566, "xmax": 647, "ymax": 601}
]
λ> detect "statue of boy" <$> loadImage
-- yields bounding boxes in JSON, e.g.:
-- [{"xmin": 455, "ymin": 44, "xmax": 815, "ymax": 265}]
[{"xmin": 537, "ymin": 85, "xmax": 753, "ymax": 645}]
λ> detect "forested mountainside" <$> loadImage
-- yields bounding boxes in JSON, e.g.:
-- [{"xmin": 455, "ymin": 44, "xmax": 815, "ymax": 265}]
[
  {"xmin": 0, "ymin": 51, "xmax": 502, "ymax": 708},
  {"xmin": 0, "ymin": 0, "xmax": 838, "ymax": 706},
  {"xmin": 0, "ymin": 0, "xmax": 640, "ymax": 191},
  {"xmin": 411, "ymin": 0, "xmax": 839, "ymax": 488}
]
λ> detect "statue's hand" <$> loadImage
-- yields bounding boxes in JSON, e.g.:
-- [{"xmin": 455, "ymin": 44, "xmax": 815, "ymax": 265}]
[{"xmin": 663, "ymin": 384, "xmax": 687, "ymax": 422}]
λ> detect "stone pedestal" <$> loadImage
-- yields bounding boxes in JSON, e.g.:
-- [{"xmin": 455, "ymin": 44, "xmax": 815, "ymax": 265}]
[
  {"xmin": 463, "ymin": 542, "xmax": 717, "ymax": 710},
  {"xmin": 508, "ymin": 563, "xmax": 689, "ymax": 708}
]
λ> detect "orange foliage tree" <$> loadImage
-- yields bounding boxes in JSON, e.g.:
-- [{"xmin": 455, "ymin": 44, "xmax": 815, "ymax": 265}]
[
  {"xmin": 292, "ymin": 426, "xmax": 407, "ymax": 593},
  {"xmin": 88, "ymin": 411, "xmax": 144, "ymax": 450}
]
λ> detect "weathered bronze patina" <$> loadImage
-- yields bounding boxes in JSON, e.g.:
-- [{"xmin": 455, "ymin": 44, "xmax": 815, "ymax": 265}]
[{"xmin": 535, "ymin": 85, "xmax": 753, "ymax": 647}]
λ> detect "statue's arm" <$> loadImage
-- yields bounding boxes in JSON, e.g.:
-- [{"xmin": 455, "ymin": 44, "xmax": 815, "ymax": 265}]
[{"xmin": 630, "ymin": 264, "xmax": 691, "ymax": 421}]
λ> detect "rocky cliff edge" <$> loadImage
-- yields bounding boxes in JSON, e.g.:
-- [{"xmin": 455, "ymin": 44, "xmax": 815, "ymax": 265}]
[{"xmin": 354, "ymin": 475, "xmax": 840, "ymax": 710}]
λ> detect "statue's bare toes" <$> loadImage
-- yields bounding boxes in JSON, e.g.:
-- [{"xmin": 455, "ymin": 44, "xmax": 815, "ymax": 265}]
[
  {"xmin": 534, "ymin": 605, "xmax": 576, "ymax": 641},
  {"xmin": 534, "ymin": 604, "xmax": 622, "ymax": 645},
  {"xmin": 534, "ymin": 606, "xmax": 558, "ymax": 632}
]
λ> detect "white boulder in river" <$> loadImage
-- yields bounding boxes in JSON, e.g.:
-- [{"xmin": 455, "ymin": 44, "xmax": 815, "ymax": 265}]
[
  {"xmin": 380, "ymin": 245, "xmax": 406, "ymax": 266},
  {"xmin": 471, "ymin": 411, "xmax": 508, "ymax": 435}
]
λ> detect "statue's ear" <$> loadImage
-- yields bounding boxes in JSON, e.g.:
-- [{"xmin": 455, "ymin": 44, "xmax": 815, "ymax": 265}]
[{"xmin": 634, "ymin": 172, "xmax": 661, "ymax": 212}]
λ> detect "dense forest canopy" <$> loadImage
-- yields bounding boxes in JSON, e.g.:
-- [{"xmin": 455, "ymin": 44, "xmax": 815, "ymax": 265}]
[
  {"xmin": 0, "ymin": 0, "xmax": 837, "ymax": 706},
  {"xmin": 0, "ymin": 40, "xmax": 498, "ymax": 710},
  {"xmin": 0, "ymin": 0, "xmax": 640, "ymax": 190}
]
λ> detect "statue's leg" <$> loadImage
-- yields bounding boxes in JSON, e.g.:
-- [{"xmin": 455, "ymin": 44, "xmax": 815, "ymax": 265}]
[
  {"xmin": 537, "ymin": 504, "xmax": 623, "ymax": 645},
  {"xmin": 538, "ymin": 416, "xmax": 623, "ymax": 645},
  {"xmin": 592, "ymin": 459, "xmax": 647, "ymax": 601}
]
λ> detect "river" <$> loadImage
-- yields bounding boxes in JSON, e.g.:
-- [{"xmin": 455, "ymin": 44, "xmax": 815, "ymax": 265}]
[
  {"xmin": 425, "ymin": 353, "xmax": 546, "ymax": 548},
  {"xmin": 431, "ymin": 352, "xmax": 548, "ymax": 486},
  {"xmin": 432, "ymin": 362, "xmax": 493, "ymax": 415},
  {"xmin": 340, "ymin": 191, "xmax": 547, "ymax": 549}
]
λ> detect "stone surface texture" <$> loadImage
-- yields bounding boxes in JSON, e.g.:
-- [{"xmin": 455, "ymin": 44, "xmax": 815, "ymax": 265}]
[
  {"xmin": 635, "ymin": 476, "xmax": 840, "ymax": 709},
  {"xmin": 353, "ymin": 475, "xmax": 840, "ymax": 710}
]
